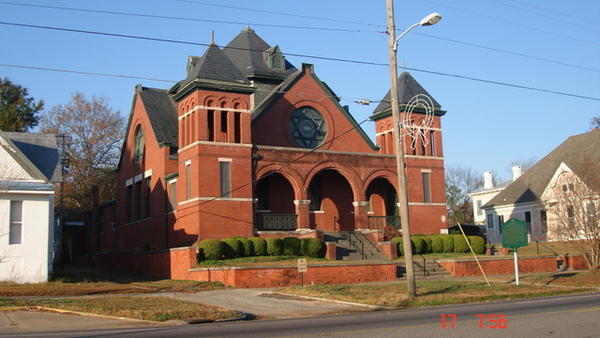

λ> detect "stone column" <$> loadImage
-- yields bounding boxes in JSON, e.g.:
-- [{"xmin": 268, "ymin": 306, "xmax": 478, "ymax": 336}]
[
  {"xmin": 353, "ymin": 201, "xmax": 370, "ymax": 230},
  {"xmin": 294, "ymin": 199, "xmax": 311, "ymax": 229}
]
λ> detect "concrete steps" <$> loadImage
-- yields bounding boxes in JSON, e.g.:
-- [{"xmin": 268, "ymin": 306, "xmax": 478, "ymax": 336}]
[
  {"xmin": 396, "ymin": 258, "xmax": 450, "ymax": 279},
  {"xmin": 323, "ymin": 231, "xmax": 388, "ymax": 261}
]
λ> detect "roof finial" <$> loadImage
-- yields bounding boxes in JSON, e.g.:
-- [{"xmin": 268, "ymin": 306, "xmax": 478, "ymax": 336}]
[{"xmin": 211, "ymin": 30, "xmax": 215, "ymax": 44}]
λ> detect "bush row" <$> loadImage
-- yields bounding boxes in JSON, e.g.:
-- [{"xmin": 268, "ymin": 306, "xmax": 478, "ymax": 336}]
[
  {"xmin": 391, "ymin": 234, "xmax": 485, "ymax": 256},
  {"xmin": 198, "ymin": 237, "xmax": 325, "ymax": 260}
]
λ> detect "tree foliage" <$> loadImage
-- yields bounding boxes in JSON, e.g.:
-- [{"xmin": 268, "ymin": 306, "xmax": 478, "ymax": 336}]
[
  {"xmin": 445, "ymin": 166, "xmax": 483, "ymax": 225},
  {"xmin": 591, "ymin": 114, "xmax": 600, "ymax": 130},
  {"xmin": 0, "ymin": 78, "xmax": 44, "ymax": 132},
  {"xmin": 40, "ymin": 93, "xmax": 125, "ymax": 211}
]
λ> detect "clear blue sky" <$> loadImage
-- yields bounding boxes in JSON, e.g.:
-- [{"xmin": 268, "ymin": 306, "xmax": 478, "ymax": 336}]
[{"xmin": 1, "ymin": 0, "xmax": 599, "ymax": 180}]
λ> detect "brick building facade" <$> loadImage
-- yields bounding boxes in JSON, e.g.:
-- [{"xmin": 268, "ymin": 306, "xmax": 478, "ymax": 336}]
[{"xmin": 92, "ymin": 28, "xmax": 448, "ymax": 255}]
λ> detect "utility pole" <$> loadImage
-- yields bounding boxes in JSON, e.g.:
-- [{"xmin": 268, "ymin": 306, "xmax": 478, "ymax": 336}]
[{"xmin": 386, "ymin": 0, "xmax": 416, "ymax": 299}]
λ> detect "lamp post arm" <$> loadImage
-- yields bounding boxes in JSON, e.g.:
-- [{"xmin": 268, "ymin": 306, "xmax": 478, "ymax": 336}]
[{"xmin": 393, "ymin": 23, "xmax": 420, "ymax": 52}]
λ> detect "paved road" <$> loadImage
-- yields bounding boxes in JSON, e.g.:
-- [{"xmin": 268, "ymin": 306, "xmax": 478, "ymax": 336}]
[{"xmin": 1, "ymin": 292, "xmax": 598, "ymax": 337}]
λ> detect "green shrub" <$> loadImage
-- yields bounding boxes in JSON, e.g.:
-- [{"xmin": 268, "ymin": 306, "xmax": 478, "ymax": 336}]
[
  {"xmin": 249, "ymin": 237, "xmax": 267, "ymax": 256},
  {"xmin": 421, "ymin": 237, "xmax": 432, "ymax": 253},
  {"xmin": 453, "ymin": 235, "xmax": 469, "ymax": 253},
  {"xmin": 265, "ymin": 237, "xmax": 284, "ymax": 256},
  {"xmin": 468, "ymin": 236, "xmax": 486, "ymax": 254},
  {"xmin": 282, "ymin": 237, "xmax": 301, "ymax": 256},
  {"xmin": 391, "ymin": 237, "xmax": 404, "ymax": 256},
  {"xmin": 198, "ymin": 239, "xmax": 224, "ymax": 260},
  {"xmin": 411, "ymin": 237, "xmax": 426, "ymax": 254},
  {"xmin": 301, "ymin": 238, "xmax": 325, "ymax": 258},
  {"xmin": 430, "ymin": 236, "xmax": 444, "ymax": 253},
  {"xmin": 442, "ymin": 235, "xmax": 454, "ymax": 253},
  {"xmin": 237, "ymin": 237, "xmax": 255, "ymax": 257},
  {"xmin": 222, "ymin": 238, "xmax": 243, "ymax": 258}
]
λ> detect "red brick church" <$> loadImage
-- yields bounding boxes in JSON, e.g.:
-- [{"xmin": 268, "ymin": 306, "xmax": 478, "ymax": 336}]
[{"xmin": 94, "ymin": 27, "xmax": 448, "ymax": 254}]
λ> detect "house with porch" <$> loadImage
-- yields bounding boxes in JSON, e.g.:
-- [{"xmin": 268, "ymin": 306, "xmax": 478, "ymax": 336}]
[{"xmin": 93, "ymin": 27, "xmax": 448, "ymax": 262}]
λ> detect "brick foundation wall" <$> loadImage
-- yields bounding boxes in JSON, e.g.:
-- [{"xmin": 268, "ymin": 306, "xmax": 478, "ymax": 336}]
[
  {"xmin": 437, "ymin": 255, "xmax": 587, "ymax": 277},
  {"xmin": 93, "ymin": 245, "xmax": 397, "ymax": 287}
]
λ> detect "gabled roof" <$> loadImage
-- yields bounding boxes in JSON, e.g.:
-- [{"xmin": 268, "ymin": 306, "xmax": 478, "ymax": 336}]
[
  {"xmin": 372, "ymin": 72, "xmax": 442, "ymax": 117},
  {"xmin": 137, "ymin": 86, "xmax": 178, "ymax": 147},
  {"xmin": 483, "ymin": 130, "xmax": 600, "ymax": 209},
  {"xmin": 223, "ymin": 26, "xmax": 296, "ymax": 80},
  {"xmin": 186, "ymin": 44, "xmax": 249, "ymax": 84},
  {"xmin": 2, "ymin": 131, "xmax": 61, "ymax": 182}
]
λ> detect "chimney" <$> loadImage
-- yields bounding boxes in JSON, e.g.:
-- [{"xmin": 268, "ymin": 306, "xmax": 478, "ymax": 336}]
[
  {"xmin": 484, "ymin": 171, "xmax": 494, "ymax": 189},
  {"xmin": 512, "ymin": 165, "xmax": 523, "ymax": 181}
]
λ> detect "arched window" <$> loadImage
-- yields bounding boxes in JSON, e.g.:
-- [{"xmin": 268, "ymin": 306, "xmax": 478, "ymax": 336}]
[{"xmin": 133, "ymin": 125, "xmax": 145, "ymax": 164}]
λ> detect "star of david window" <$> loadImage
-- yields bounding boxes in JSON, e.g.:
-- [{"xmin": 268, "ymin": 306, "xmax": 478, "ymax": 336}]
[{"xmin": 289, "ymin": 106, "xmax": 327, "ymax": 148}]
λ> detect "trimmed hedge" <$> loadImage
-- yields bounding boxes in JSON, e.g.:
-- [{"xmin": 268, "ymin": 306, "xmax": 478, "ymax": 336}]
[
  {"xmin": 468, "ymin": 236, "xmax": 486, "ymax": 254},
  {"xmin": 442, "ymin": 235, "xmax": 454, "ymax": 253},
  {"xmin": 422, "ymin": 237, "xmax": 432, "ymax": 253},
  {"xmin": 222, "ymin": 238, "xmax": 243, "ymax": 258},
  {"xmin": 412, "ymin": 237, "xmax": 427, "ymax": 254},
  {"xmin": 453, "ymin": 235, "xmax": 469, "ymax": 253},
  {"xmin": 238, "ymin": 237, "xmax": 255, "ymax": 257},
  {"xmin": 249, "ymin": 237, "xmax": 267, "ymax": 256},
  {"xmin": 266, "ymin": 237, "xmax": 284, "ymax": 256},
  {"xmin": 283, "ymin": 237, "xmax": 301, "ymax": 256},
  {"xmin": 301, "ymin": 238, "xmax": 325, "ymax": 258},
  {"xmin": 430, "ymin": 236, "xmax": 444, "ymax": 253},
  {"xmin": 198, "ymin": 239, "xmax": 224, "ymax": 260}
]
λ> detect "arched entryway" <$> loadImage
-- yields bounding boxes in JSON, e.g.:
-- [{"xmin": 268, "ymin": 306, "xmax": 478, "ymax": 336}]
[
  {"xmin": 255, "ymin": 172, "xmax": 297, "ymax": 231},
  {"xmin": 365, "ymin": 177, "xmax": 399, "ymax": 229},
  {"xmin": 307, "ymin": 169, "xmax": 355, "ymax": 231}
]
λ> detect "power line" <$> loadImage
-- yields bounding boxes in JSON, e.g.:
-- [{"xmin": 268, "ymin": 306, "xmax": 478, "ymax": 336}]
[
  {"xmin": 490, "ymin": 0, "xmax": 600, "ymax": 33},
  {"xmin": 175, "ymin": 0, "xmax": 385, "ymax": 29},
  {"xmin": 0, "ymin": 63, "xmax": 382, "ymax": 104},
  {"xmin": 503, "ymin": 0, "xmax": 600, "ymax": 27},
  {"xmin": 1, "ymin": 1, "xmax": 596, "ymax": 74},
  {"xmin": 1, "ymin": 21, "xmax": 599, "ymax": 102},
  {"xmin": 423, "ymin": 0, "xmax": 600, "ymax": 48},
  {"xmin": 0, "ymin": 1, "xmax": 379, "ymax": 33}
]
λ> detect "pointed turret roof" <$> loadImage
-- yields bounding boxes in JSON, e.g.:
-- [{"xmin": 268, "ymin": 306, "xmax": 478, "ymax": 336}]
[
  {"xmin": 372, "ymin": 72, "xmax": 442, "ymax": 116},
  {"xmin": 223, "ymin": 26, "xmax": 296, "ymax": 79},
  {"xmin": 186, "ymin": 43, "xmax": 249, "ymax": 84}
]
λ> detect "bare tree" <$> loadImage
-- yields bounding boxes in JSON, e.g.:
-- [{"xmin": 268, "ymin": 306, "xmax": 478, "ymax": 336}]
[
  {"xmin": 40, "ymin": 93, "xmax": 125, "ymax": 211},
  {"xmin": 544, "ymin": 164, "xmax": 600, "ymax": 270},
  {"xmin": 446, "ymin": 166, "xmax": 483, "ymax": 225},
  {"xmin": 591, "ymin": 114, "xmax": 600, "ymax": 130}
]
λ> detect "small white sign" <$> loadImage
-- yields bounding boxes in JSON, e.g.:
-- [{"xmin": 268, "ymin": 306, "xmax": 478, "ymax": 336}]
[{"xmin": 297, "ymin": 258, "xmax": 308, "ymax": 272}]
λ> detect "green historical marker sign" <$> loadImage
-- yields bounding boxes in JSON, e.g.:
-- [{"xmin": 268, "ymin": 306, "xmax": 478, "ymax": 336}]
[{"xmin": 501, "ymin": 218, "xmax": 528, "ymax": 249}]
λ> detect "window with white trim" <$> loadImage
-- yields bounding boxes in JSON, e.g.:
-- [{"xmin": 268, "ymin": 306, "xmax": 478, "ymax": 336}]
[{"xmin": 9, "ymin": 200, "xmax": 23, "ymax": 245}]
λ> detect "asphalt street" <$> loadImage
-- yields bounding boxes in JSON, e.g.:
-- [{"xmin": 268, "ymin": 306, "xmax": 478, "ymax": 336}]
[{"xmin": 1, "ymin": 292, "xmax": 598, "ymax": 338}]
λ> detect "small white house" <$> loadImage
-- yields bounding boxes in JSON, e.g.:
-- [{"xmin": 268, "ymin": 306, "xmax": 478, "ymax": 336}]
[
  {"xmin": 468, "ymin": 166, "xmax": 522, "ymax": 224},
  {"xmin": 0, "ymin": 131, "xmax": 61, "ymax": 283}
]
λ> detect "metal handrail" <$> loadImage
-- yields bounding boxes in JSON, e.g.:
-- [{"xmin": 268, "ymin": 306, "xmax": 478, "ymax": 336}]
[
  {"xmin": 536, "ymin": 240, "xmax": 560, "ymax": 256},
  {"xmin": 412, "ymin": 255, "xmax": 430, "ymax": 277},
  {"xmin": 346, "ymin": 231, "xmax": 367, "ymax": 260}
]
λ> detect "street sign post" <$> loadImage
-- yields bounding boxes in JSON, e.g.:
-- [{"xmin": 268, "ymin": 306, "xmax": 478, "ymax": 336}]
[
  {"xmin": 501, "ymin": 218, "xmax": 528, "ymax": 285},
  {"xmin": 298, "ymin": 258, "xmax": 307, "ymax": 286}
]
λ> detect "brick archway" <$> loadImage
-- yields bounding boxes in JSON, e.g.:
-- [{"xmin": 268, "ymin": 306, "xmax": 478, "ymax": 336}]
[
  {"xmin": 365, "ymin": 176, "xmax": 400, "ymax": 230},
  {"xmin": 254, "ymin": 172, "xmax": 298, "ymax": 231},
  {"xmin": 306, "ymin": 168, "xmax": 356, "ymax": 232}
]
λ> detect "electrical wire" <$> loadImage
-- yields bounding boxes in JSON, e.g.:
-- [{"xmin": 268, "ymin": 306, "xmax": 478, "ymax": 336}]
[
  {"xmin": 0, "ymin": 1, "xmax": 379, "ymax": 33},
  {"xmin": 1, "ymin": 1, "xmax": 597, "ymax": 74},
  {"xmin": 2, "ymin": 21, "xmax": 598, "ymax": 102},
  {"xmin": 502, "ymin": 0, "xmax": 600, "ymax": 27}
]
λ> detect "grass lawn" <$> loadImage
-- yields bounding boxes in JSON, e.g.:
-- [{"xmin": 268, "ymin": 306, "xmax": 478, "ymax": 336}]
[
  {"xmin": 516, "ymin": 241, "xmax": 583, "ymax": 256},
  {"xmin": 0, "ymin": 265, "xmax": 224, "ymax": 297},
  {"xmin": 278, "ymin": 280, "xmax": 593, "ymax": 307},
  {"xmin": 197, "ymin": 255, "xmax": 334, "ymax": 267},
  {"xmin": 522, "ymin": 270, "xmax": 600, "ymax": 288},
  {"xmin": 0, "ymin": 296, "xmax": 238, "ymax": 322}
]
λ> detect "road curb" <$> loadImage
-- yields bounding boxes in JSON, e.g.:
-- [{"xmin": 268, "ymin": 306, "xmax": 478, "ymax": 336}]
[{"xmin": 271, "ymin": 292, "xmax": 395, "ymax": 310}]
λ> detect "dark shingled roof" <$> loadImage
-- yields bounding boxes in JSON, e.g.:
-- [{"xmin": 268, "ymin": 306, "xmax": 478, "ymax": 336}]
[
  {"xmin": 372, "ymin": 72, "xmax": 441, "ymax": 115},
  {"xmin": 185, "ymin": 43, "xmax": 249, "ymax": 84},
  {"xmin": 3, "ymin": 132, "xmax": 61, "ymax": 182},
  {"xmin": 483, "ymin": 130, "xmax": 600, "ymax": 208},
  {"xmin": 222, "ymin": 26, "xmax": 296, "ymax": 79},
  {"xmin": 137, "ymin": 86, "xmax": 178, "ymax": 147}
]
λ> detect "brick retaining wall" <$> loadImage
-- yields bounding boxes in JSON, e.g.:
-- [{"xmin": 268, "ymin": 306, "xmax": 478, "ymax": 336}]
[{"xmin": 437, "ymin": 255, "xmax": 587, "ymax": 277}]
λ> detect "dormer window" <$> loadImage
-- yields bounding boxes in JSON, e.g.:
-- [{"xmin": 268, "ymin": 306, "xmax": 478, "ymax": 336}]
[
  {"xmin": 133, "ymin": 125, "xmax": 144, "ymax": 164},
  {"xmin": 263, "ymin": 45, "xmax": 285, "ymax": 70}
]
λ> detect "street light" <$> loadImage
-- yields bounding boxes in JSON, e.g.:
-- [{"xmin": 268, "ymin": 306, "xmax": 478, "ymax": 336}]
[{"xmin": 385, "ymin": 1, "xmax": 441, "ymax": 299}]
